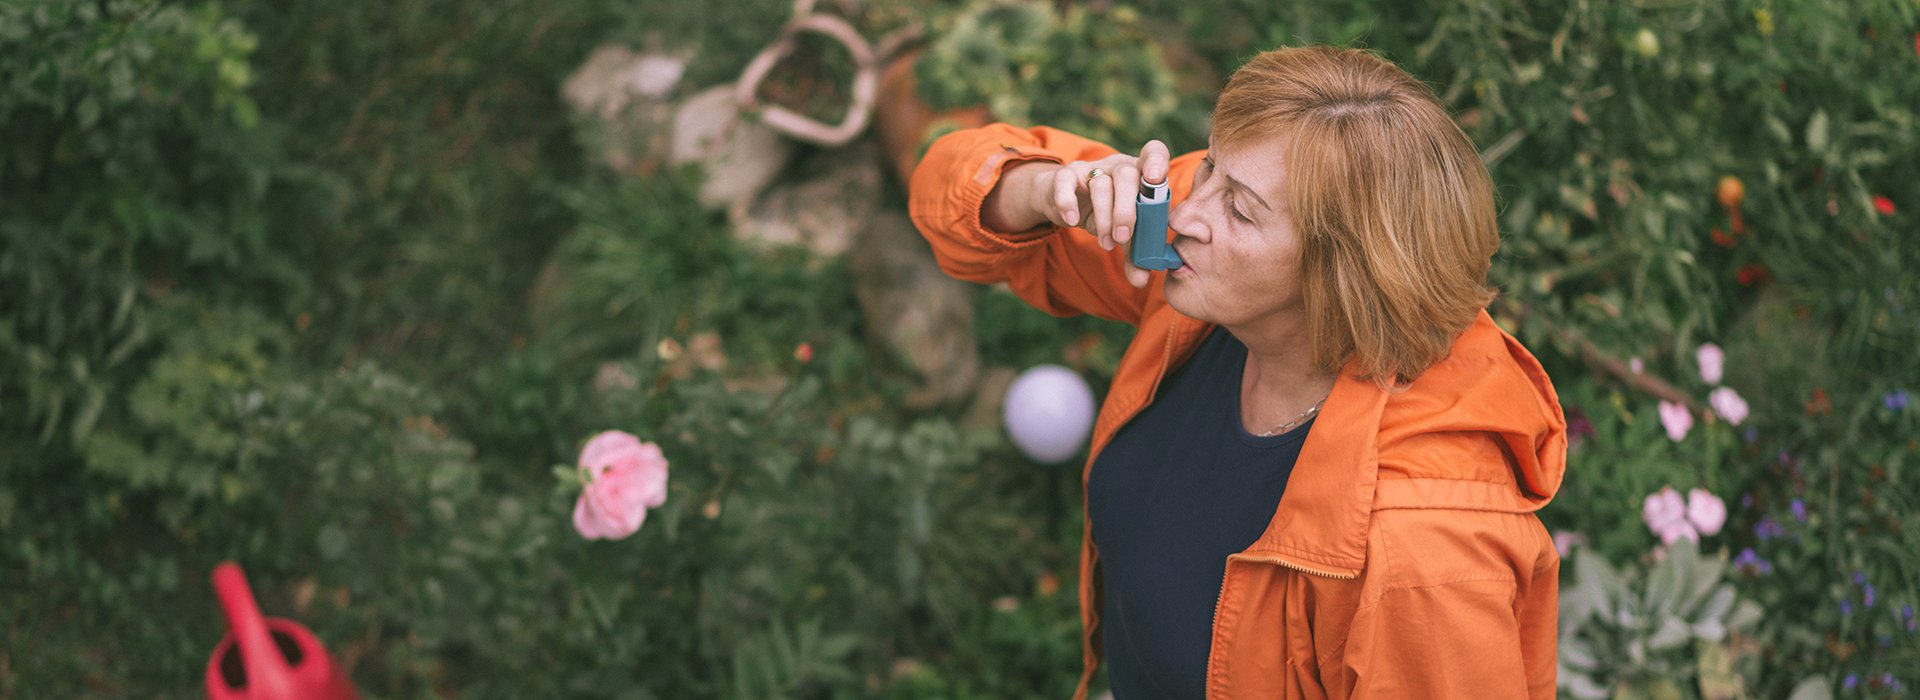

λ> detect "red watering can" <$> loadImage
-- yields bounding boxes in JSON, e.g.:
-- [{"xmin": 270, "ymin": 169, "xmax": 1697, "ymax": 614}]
[{"xmin": 205, "ymin": 561, "xmax": 360, "ymax": 700}]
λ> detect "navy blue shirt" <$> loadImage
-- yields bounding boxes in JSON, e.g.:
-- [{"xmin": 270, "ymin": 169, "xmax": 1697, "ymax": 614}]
[{"xmin": 1088, "ymin": 326, "xmax": 1312, "ymax": 699}]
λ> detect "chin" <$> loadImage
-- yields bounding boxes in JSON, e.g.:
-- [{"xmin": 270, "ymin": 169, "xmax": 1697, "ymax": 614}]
[{"xmin": 1162, "ymin": 279, "xmax": 1212, "ymax": 322}]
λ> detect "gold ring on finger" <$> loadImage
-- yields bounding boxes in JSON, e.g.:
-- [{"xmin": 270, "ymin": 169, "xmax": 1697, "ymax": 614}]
[{"xmin": 1087, "ymin": 168, "xmax": 1108, "ymax": 181}]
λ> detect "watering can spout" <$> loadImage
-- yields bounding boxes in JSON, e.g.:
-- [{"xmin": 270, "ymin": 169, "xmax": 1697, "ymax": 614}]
[{"xmin": 205, "ymin": 561, "xmax": 360, "ymax": 700}]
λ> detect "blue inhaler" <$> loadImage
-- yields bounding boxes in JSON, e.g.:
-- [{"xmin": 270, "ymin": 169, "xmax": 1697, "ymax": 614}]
[{"xmin": 1130, "ymin": 177, "xmax": 1182, "ymax": 271}]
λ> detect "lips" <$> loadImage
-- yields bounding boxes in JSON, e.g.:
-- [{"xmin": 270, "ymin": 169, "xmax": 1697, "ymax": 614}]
[{"xmin": 1171, "ymin": 245, "xmax": 1195, "ymax": 275}]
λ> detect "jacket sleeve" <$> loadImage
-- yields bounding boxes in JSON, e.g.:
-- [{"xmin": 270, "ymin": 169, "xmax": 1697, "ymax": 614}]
[
  {"xmin": 1340, "ymin": 576, "xmax": 1556, "ymax": 699},
  {"xmin": 906, "ymin": 122, "xmax": 1153, "ymax": 326}
]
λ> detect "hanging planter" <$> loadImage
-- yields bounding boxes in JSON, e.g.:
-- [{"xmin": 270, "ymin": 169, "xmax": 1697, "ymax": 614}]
[{"xmin": 734, "ymin": 10, "xmax": 879, "ymax": 148}]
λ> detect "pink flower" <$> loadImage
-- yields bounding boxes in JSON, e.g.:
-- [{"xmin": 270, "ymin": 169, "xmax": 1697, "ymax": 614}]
[
  {"xmin": 572, "ymin": 431, "xmax": 669, "ymax": 540},
  {"xmin": 1658, "ymin": 401, "xmax": 1693, "ymax": 441},
  {"xmin": 1709, "ymin": 386, "xmax": 1749, "ymax": 425},
  {"xmin": 1629, "ymin": 356, "xmax": 1645, "ymax": 375},
  {"xmin": 1696, "ymin": 343, "xmax": 1725, "ymax": 385},
  {"xmin": 1643, "ymin": 486, "xmax": 1698, "ymax": 545},
  {"xmin": 1686, "ymin": 488, "xmax": 1727, "ymax": 536},
  {"xmin": 1552, "ymin": 530, "xmax": 1587, "ymax": 558}
]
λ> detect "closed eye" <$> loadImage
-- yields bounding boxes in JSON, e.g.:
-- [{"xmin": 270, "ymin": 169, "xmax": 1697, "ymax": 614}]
[{"xmin": 1204, "ymin": 156, "xmax": 1254, "ymax": 223}]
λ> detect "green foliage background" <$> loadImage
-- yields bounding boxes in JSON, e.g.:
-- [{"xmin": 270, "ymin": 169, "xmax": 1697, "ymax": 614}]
[{"xmin": 2, "ymin": 0, "xmax": 1915, "ymax": 697}]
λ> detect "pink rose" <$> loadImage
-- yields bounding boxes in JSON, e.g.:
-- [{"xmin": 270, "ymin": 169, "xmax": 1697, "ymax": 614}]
[
  {"xmin": 1709, "ymin": 387, "xmax": 1749, "ymax": 425},
  {"xmin": 1643, "ymin": 486, "xmax": 1698, "ymax": 545},
  {"xmin": 1686, "ymin": 488, "xmax": 1726, "ymax": 536},
  {"xmin": 1657, "ymin": 401, "xmax": 1693, "ymax": 441},
  {"xmin": 1696, "ymin": 343, "xmax": 1725, "ymax": 385},
  {"xmin": 572, "ymin": 431, "xmax": 669, "ymax": 540}
]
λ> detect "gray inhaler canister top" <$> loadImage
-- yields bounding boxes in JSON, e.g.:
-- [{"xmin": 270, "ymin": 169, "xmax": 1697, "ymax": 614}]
[{"xmin": 1130, "ymin": 178, "xmax": 1182, "ymax": 271}]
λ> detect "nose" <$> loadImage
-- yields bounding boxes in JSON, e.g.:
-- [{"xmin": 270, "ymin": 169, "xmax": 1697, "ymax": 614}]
[{"xmin": 1169, "ymin": 201, "xmax": 1209, "ymax": 243}]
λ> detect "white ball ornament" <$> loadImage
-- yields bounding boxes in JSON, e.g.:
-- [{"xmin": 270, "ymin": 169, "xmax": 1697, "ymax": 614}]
[{"xmin": 1003, "ymin": 365, "xmax": 1097, "ymax": 464}]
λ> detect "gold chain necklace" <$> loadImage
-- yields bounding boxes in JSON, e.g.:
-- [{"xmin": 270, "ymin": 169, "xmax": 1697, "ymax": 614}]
[{"xmin": 1255, "ymin": 397, "xmax": 1326, "ymax": 437}]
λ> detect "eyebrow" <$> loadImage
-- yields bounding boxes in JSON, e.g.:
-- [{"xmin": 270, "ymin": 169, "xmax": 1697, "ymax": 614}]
[{"xmin": 1205, "ymin": 142, "xmax": 1273, "ymax": 212}]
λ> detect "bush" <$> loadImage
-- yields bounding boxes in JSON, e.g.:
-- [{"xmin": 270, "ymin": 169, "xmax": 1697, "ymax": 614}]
[{"xmin": 4, "ymin": 0, "xmax": 1916, "ymax": 697}]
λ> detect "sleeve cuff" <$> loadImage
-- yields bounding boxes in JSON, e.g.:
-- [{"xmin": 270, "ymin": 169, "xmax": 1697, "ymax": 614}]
[{"xmin": 948, "ymin": 144, "xmax": 1068, "ymax": 248}]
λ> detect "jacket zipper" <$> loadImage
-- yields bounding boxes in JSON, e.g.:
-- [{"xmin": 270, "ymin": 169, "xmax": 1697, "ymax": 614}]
[
  {"xmin": 1205, "ymin": 553, "xmax": 1359, "ymax": 698},
  {"xmin": 1242, "ymin": 552, "xmax": 1359, "ymax": 580}
]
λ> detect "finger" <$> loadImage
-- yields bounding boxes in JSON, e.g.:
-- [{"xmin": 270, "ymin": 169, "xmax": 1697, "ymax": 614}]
[
  {"xmin": 1052, "ymin": 166, "xmax": 1082, "ymax": 227},
  {"xmin": 1089, "ymin": 169, "xmax": 1114, "ymax": 250},
  {"xmin": 1112, "ymin": 163, "xmax": 1140, "ymax": 246},
  {"xmin": 1139, "ymin": 140, "xmax": 1172, "ymax": 185},
  {"xmin": 1125, "ymin": 264, "xmax": 1151, "ymax": 289}
]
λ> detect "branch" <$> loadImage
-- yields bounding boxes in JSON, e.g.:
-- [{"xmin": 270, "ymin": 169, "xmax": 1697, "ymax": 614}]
[{"xmin": 1494, "ymin": 299, "xmax": 1706, "ymax": 415}]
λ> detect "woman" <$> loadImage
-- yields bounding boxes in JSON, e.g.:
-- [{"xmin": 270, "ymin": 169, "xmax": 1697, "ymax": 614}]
[{"xmin": 908, "ymin": 45, "xmax": 1567, "ymax": 699}]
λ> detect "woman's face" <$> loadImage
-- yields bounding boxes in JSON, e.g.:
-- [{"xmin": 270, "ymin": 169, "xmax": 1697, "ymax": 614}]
[{"xmin": 1164, "ymin": 132, "xmax": 1305, "ymax": 328}]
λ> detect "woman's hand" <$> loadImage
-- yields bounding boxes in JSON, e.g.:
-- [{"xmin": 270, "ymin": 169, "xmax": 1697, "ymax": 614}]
[{"xmin": 982, "ymin": 140, "xmax": 1172, "ymax": 289}]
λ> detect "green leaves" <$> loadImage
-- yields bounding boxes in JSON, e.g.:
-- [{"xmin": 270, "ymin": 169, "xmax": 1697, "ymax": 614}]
[
  {"xmin": 917, "ymin": 1, "xmax": 1194, "ymax": 149},
  {"xmin": 7, "ymin": 0, "xmax": 1916, "ymax": 696},
  {"xmin": 1806, "ymin": 109, "xmax": 1831, "ymax": 153},
  {"xmin": 1560, "ymin": 539, "xmax": 1765, "ymax": 697},
  {"xmin": 730, "ymin": 618, "xmax": 861, "ymax": 697}
]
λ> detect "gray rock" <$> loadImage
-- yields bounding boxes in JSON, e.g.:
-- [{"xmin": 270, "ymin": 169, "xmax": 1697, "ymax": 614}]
[
  {"xmin": 561, "ymin": 46, "xmax": 687, "ymax": 174},
  {"xmin": 729, "ymin": 140, "xmax": 882, "ymax": 257},
  {"xmin": 670, "ymin": 85, "xmax": 797, "ymax": 209},
  {"xmin": 851, "ymin": 207, "xmax": 981, "ymax": 409}
]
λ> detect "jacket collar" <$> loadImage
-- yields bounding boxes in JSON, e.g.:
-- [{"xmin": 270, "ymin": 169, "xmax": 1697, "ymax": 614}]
[
  {"xmin": 1159, "ymin": 314, "xmax": 1384, "ymax": 577},
  {"xmin": 1155, "ymin": 309, "xmax": 1568, "ymax": 578}
]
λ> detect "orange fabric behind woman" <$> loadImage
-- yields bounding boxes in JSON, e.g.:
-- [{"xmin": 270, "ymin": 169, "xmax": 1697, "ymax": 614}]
[{"xmin": 909, "ymin": 123, "xmax": 1567, "ymax": 699}]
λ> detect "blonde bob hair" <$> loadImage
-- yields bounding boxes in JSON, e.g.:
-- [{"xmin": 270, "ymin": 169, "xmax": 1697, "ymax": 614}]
[{"xmin": 1212, "ymin": 45, "xmax": 1499, "ymax": 386}]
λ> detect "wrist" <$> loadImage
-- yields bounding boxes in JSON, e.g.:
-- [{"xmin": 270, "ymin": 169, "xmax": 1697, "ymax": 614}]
[
  {"xmin": 1012, "ymin": 161, "xmax": 1059, "ymax": 222},
  {"xmin": 982, "ymin": 161, "xmax": 1058, "ymax": 234}
]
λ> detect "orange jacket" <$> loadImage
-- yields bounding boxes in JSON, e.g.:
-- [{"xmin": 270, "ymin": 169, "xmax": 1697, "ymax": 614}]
[{"xmin": 908, "ymin": 123, "xmax": 1568, "ymax": 699}]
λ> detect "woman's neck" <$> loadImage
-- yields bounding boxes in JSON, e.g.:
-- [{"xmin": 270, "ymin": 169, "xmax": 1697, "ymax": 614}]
[{"xmin": 1229, "ymin": 311, "xmax": 1337, "ymax": 411}]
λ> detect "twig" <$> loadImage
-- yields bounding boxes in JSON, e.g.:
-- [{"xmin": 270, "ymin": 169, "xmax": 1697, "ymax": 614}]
[
  {"xmin": 1496, "ymin": 299, "xmax": 1706, "ymax": 414},
  {"xmin": 1480, "ymin": 128, "xmax": 1528, "ymax": 169}
]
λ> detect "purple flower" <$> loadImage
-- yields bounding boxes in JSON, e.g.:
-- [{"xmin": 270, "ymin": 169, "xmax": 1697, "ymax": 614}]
[
  {"xmin": 1566, "ymin": 407, "xmax": 1596, "ymax": 448},
  {"xmin": 1881, "ymin": 673, "xmax": 1896, "ymax": 689},
  {"xmin": 1904, "ymin": 604, "xmax": 1916, "ymax": 632},
  {"xmin": 1844, "ymin": 674, "xmax": 1859, "ymax": 690},
  {"xmin": 1791, "ymin": 499, "xmax": 1807, "ymax": 522},
  {"xmin": 1732, "ymin": 547, "xmax": 1772, "ymax": 575},
  {"xmin": 1865, "ymin": 584, "xmax": 1877, "ymax": 608},
  {"xmin": 1841, "ymin": 599, "xmax": 1855, "ymax": 617},
  {"xmin": 1854, "ymin": 571, "xmax": 1868, "ymax": 585},
  {"xmin": 1742, "ymin": 426, "xmax": 1758, "ymax": 443},
  {"xmin": 1753, "ymin": 516, "xmax": 1785, "ymax": 541},
  {"xmin": 1887, "ymin": 390, "xmax": 1912, "ymax": 411}
]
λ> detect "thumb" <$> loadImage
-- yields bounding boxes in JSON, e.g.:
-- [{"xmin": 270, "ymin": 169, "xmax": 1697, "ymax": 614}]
[{"xmin": 1139, "ymin": 140, "xmax": 1171, "ymax": 185}]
